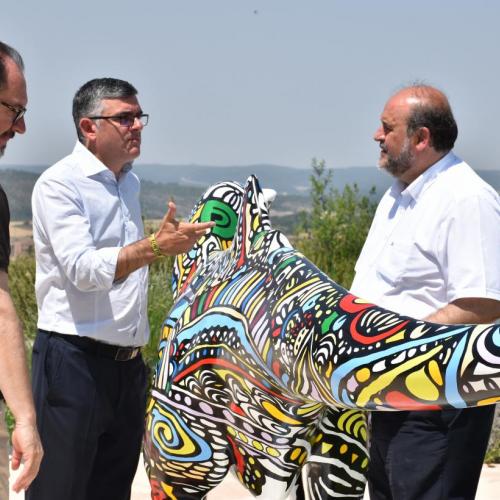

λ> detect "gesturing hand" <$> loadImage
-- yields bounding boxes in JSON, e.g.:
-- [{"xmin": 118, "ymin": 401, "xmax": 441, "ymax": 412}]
[{"xmin": 155, "ymin": 201, "xmax": 214, "ymax": 256}]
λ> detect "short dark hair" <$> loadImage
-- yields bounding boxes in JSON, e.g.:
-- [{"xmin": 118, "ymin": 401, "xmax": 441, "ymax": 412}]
[
  {"xmin": 405, "ymin": 85, "xmax": 458, "ymax": 152},
  {"xmin": 0, "ymin": 41, "xmax": 24, "ymax": 90},
  {"xmin": 72, "ymin": 78, "xmax": 138, "ymax": 142}
]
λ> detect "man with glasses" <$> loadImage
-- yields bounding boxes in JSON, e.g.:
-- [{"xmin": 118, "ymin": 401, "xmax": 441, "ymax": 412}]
[
  {"xmin": 28, "ymin": 78, "xmax": 213, "ymax": 500},
  {"xmin": 0, "ymin": 41, "xmax": 43, "ymax": 496}
]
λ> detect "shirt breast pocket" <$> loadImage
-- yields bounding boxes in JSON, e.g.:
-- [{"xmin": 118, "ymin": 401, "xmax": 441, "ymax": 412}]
[{"xmin": 375, "ymin": 239, "xmax": 438, "ymax": 288}]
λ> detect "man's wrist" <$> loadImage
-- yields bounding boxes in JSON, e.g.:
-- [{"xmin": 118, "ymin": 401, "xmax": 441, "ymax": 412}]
[{"xmin": 148, "ymin": 232, "xmax": 164, "ymax": 258}]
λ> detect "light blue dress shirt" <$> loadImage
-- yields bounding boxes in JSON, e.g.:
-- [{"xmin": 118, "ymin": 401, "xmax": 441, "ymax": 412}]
[{"xmin": 32, "ymin": 141, "xmax": 149, "ymax": 347}]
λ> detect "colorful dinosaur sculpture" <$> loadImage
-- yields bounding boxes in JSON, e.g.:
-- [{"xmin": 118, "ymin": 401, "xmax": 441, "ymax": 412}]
[{"xmin": 144, "ymin": 176, "xmax": 499, "ymax": 499}]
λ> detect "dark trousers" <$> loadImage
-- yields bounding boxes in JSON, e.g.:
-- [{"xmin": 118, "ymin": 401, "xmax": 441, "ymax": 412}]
[
  {"xmin": 368, "ymin": 406, "xmax": 495, "ymax": 500},
  {"xmin": 26, "ymin": 330, "xmax": 148, "ymax": 500}
]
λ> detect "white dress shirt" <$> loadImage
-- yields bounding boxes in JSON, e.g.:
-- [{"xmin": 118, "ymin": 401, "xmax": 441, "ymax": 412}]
[
  {"xmin": 351, "ymin": 152, "xmax": 500, "ymax": 319},
  {"xmin": 32, "ymin": 141, "xmax": 149, "ymax": 346}
]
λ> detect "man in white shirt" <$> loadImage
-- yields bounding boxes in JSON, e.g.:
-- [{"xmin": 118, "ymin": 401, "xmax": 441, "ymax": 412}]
[
  {"xmin": 351, "ymin": 85, "xmax": 500, "ymax": 499},
  {"xmin": 27, "ymin": 78, "xmax": 213, "ymax": 500},
  {"xmin": 0, "ymin": 40, "xmax": 43, "ymax": 496}
]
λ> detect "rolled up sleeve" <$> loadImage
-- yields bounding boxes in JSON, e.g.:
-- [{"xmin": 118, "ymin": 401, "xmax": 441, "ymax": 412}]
[{"xmin": 32, "ymin": 175, "xmax": 121, "ymax": 292}]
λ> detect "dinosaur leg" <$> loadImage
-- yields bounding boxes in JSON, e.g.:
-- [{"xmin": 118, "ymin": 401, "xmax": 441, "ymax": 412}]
[
  {"xmin": 144, "ymin": 397, "xmax": 231, "ymax": 499},
  {"xmin": 301, "ymin": 407, "xmax": 368, "ymax": 499}
]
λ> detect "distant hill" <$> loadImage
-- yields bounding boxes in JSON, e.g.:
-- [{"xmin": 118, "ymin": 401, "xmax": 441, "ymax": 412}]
[
  {"xmin": 132, "ymin": 163, "xmax": 393, "ymax": 196},
  {"xmin": 1, "ymin": 163, "xmax": 499, "ymax": 223},
  {"xmin": 0, "ymin": 170, "xmax": 37, "ymax": 220},
  {"xmin": 0, "ymin": 170, "xmax": 310, "ymax": 232},
  {"xmin": 3, "ymin": 161, "xmax": 499, "ymax": 196},
  {"xmin": 0, "ymin": 162, "xmax": 394, "ymax": 195}
]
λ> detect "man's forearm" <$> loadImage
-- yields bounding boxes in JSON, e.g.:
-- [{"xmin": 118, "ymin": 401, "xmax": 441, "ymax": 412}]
[
  {"xmin": 0, "ymin": 279, "xmax": 36, "ymax": 426},
  {"xmin": 425, "ymin": 297, "xmax": 500, "ymax": 325},
  {"xmin": 115, "ymin": 237, "xmax": 156, "ymax": 281}
]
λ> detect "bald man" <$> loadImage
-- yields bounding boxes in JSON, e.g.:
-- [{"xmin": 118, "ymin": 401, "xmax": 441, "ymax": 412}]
[{"xmin": 351, "ymin": 85, "xmax": 500, "ymax": 499}]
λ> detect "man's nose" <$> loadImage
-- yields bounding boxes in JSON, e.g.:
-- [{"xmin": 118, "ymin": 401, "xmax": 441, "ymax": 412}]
[
  {"xmin": 12, "ymin": 115, "xmax": 26, "ymax": 134},
  {"xmin": 131, "ymin": 116, "xmax": 144, "ymax": 130},
  {"xmin": 373, "ymin": 126, "xmax": 383, "ymax": 142}
]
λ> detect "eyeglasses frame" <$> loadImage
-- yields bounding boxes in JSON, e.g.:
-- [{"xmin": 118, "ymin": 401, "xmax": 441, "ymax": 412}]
[
  {"xmin": 87, "ymin": 113, "xmax": 149, "ymax": 128},
  {"xmin": 1, "ymin": 100, "xmax": 27, "ymax": 124}
]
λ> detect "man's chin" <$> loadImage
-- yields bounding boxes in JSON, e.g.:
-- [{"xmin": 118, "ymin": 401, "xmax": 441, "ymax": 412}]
[
  {"xmin": 378, "ymin": 162, "xmax": 399, "ymax": 178},
  {"xmin": 377, "ymin": 159, "xmax": 387, "ymax": 172}
]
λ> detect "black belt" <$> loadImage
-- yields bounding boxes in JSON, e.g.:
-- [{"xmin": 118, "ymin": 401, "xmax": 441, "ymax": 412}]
[{"xmin": 41, "ymin": 330, "xmax": 141, "ymax": 362}]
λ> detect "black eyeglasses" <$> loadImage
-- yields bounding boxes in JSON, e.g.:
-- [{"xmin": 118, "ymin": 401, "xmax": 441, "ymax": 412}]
[
  {"xmin": 1, "ymin": 100, "xmax": 27, "ymax": 124},
  {"xmin": 88, "ymin": 113, "xmax": 149, "ymax": 128}
]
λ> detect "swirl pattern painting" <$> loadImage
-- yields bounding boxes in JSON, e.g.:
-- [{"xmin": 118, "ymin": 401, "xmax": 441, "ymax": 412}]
[{"xmin": 144, "ymin": 176, "xmax": 499, "ymax": 499}]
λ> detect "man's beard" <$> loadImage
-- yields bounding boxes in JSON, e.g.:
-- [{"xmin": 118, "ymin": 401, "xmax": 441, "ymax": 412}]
[{"xmin": 380, "ymin": 138, "xmax": 414, "ymax": 178}]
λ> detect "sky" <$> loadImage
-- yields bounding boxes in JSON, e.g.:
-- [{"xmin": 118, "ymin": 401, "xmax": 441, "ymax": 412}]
[{"xmin": 2, "ymin": 0, "xmax": 500, "ymax": 171}]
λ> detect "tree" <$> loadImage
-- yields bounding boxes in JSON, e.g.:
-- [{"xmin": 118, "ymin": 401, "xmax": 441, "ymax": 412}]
[{"xmin": 295, "ymin": 158, "xmax": 377, "ymax": 288}]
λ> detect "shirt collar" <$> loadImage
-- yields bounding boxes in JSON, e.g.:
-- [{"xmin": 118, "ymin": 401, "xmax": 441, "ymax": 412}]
[
  {"xmin": 71, "ymin": 141, "xmax": 133, "ymax": 178},
  {"xmin": 390, "ymin": 151, "xmax": 461, "ymax": 202}
]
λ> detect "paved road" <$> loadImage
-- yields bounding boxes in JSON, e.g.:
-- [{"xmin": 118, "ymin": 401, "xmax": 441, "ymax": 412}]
[
  {"xmin": 131, "ymin": 459, "xmax": 500, "ymax": 500},
  {"xmin": 9, "ymin": 458, "xmax": 500, "ymax": 498}
]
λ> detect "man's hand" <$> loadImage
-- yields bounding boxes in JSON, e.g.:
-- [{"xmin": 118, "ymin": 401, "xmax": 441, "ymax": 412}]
[
  {"xmin": 155, "ymin": 201, "xmax": 214, "ymax": 256},
  {"xmin": 10, "ymin": 421, "xmax": 43, "ymax": 492},
  {"xmin": 115, "ymin": 201, "xmax": 215, "ymax": 280}
]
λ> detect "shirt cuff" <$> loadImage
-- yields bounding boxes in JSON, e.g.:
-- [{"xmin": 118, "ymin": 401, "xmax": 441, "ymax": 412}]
[{"xmin": 90, "ymin": 247, "xmax": 122, "ymax": 290}]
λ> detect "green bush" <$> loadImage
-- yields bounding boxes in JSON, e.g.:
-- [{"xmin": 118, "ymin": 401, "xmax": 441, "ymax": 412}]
[
  {"xmin": 143, "ymin": 256, "xmax": 174, "ymax": 369},
  {"xmin": 9, "ymin": 255, "xmax": 37, "ymax": 351},
  {"xmin": 294, "ymin": 158, "xmax": 377, "ymax": 288},
  {"xmin": 485, "ymin": 430, "xmax": 500, "ymax": 464}
]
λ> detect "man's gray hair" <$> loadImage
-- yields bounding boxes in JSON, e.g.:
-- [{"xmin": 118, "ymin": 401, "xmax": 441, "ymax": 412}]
[
  {"xmin": 72, "ymin": 78, "xmax": 138, "ymax": 142},
  {"xmin": 0, "ymin": 41, "xmax": 24, "ymax": 90}
]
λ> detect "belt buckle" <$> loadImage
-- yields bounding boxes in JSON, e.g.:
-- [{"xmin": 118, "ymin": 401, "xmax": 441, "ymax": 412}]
[{"xmin": 115, "ymin": 347, "xmax": 138, "ymax": 361}]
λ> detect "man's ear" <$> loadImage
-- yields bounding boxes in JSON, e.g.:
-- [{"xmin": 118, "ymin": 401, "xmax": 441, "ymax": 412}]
[
  {"xmin": 413, "ymin": 127, "xmax": 431, "ymax": 152},
  {"xmin": 79, "ymin": 117, "xmax": 96, "ymax": 140}
]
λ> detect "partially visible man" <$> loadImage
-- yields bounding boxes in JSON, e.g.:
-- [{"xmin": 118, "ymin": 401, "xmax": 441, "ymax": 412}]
[
  {"xmin": 0, "ymin": 41, "xmax": 43, "ymax": 495},
  {"xmin": 351, "ymin": 84, "xmax": 500, "ymax": 499},
  {"xmin": 27, "ymin": 78, "xmax": 214, "ymax": 500}
]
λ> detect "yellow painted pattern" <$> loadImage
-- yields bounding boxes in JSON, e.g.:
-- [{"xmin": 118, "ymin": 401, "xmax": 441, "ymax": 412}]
[
  {"xmin": 296, "ymin": 403, "xmax": 323, "ymax": 416},
  {"xmin": 356, "ymin": 345, "xmax": 442, "ymax": 406},
  {"xmin": 262, "ymin": 401, "xmax": 301, "ymax": 425},
  {"xmin": 161, "ymin": 482, "xmax": 177, "ymax": 499},
  {"xmin": 428, "ymin": 360, "xmax": 443, "ymax": 386},
  {"xmin": 234, "ymin": 272, "xmax": 263, "ymax": 305},
  {"xmin": 478, "ymin": 396, "xmax": 500, "ymax": 405},
  {"xmin": 355, "ymin": 368, "xmax": 370, "ymax": 383},
  {"xmin": 405, "ymin": 367, "xmax": 439, "ymax": 401},
  {"xmin": 385, "ymin": 330, "xmax": 405, "ymax": 343},
  {"xmin": 246, "ymin": 288, "xmax": 266, "ymax": 318},
  {"xmin": 321, "ymin": 442, "xmax": 333, "ymax": 454},
  {"xmin": 274, "ymin": 278, "xmax": 321, "ymax": 309},
  {"xmin": 266, "ymin": 447, "xmax": 280, "ymax": 457}
]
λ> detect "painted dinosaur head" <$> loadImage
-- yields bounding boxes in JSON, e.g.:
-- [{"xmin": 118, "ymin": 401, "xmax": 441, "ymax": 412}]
[{"xmin": 172, "ymin": 176, "xmax": 274, "ymax": 300}]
